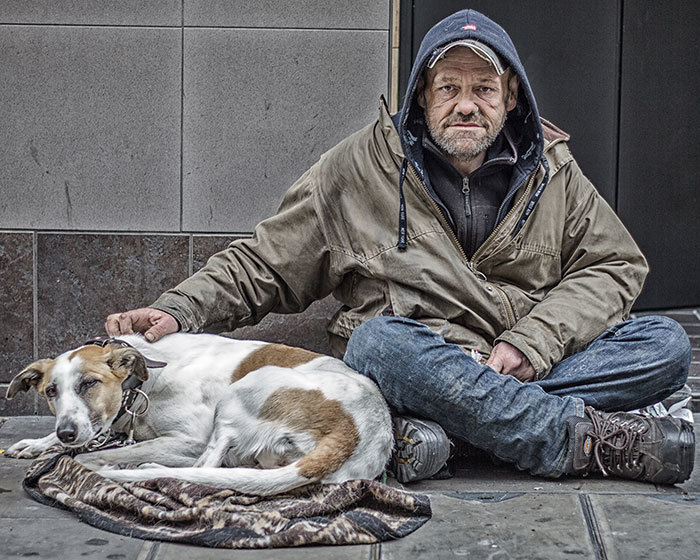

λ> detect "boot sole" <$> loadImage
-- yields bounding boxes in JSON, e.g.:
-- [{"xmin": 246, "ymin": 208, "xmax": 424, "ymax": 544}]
[
  {"xmin": 653, "ymin": 417, "xmax": 695, "ymax": 484},
  {"xmin": 389, "ymin": 416, "xmax": 451, "ymax": 483}
]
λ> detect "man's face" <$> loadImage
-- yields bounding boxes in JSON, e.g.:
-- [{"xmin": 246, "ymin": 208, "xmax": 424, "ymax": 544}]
[{"xmin": 420, "ymin": 47, "xmax": 518, "ymax": 165}]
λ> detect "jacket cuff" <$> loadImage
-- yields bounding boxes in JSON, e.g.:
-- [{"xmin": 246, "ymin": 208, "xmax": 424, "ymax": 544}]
[{"xmin": 149, "ymin": 295, "xmax": 201, "ymax": 333}]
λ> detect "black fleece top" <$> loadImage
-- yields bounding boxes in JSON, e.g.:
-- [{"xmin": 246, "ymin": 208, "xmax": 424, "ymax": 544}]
[{"xmin": 423, "ymin": 127, "xmax": 517, "ymax": 257}]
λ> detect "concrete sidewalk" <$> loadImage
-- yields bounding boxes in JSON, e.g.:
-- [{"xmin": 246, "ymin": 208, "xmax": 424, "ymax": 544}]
[
  {"xmin": 2, "ymin": 415, "xmax": 699, "ymax": 559},
  {"xmin": 1, "ymin": 308, "xmax": 699, "ymax": 559}
]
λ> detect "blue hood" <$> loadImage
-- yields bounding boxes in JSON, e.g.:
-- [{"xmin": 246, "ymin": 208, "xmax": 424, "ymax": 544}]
[{"xmin": 394, "ymin": 9, "xmax": 548, "ymax": 249}]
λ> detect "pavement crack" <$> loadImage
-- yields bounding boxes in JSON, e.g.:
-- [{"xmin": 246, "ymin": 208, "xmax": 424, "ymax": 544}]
[{"xmin": 579, "ymin": 493, "xmax": 609, "ymax": 560}]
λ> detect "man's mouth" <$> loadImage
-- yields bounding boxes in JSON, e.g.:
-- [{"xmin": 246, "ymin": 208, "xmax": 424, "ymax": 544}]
[
  {"xmin": 444, "ymin": 118, "xmax": 486, "ymax": 131},
  {"xmin": 450, "ymin": 123, "xmax": 482, "ymax": 129}
]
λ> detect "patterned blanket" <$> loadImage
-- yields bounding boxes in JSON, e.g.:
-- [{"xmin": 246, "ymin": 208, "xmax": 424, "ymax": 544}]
[{"xmin": 23, "ymin": 453, "xmax": 431, "ymax": 548}]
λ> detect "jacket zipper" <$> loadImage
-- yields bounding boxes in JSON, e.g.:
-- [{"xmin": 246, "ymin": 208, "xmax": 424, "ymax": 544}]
[
  {"xmin": 406, "ymin": 160, "xmax": 539, "ymax": 325},
  {"xmin": 406, "ymin": 163, "xmax": 472, "ymax": 268},
  {"xmin": 473, "ymin": 170, "xmax": 538, "ymax": 328},
  {"xmin": 462, "ymin": 177, "xmax": 471, "ymax": 218}
]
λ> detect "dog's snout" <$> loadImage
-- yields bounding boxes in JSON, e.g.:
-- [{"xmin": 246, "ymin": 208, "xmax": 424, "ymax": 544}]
[{"xmin": 56, "ymin": 422, "xmax": 78, "ymax": 444}]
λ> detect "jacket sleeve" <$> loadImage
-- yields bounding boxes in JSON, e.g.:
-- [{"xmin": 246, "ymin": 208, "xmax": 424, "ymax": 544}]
[
  {"xmin": 150, "ymin": 165, "xmax": 341, "ymax": 333},
  {"xmin": 495, "ymin": 158, "xmax": 649, "ymax": 378}
]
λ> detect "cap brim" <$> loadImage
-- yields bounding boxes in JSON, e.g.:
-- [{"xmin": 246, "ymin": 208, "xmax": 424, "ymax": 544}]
[{"xmin": 427, "ymin": 40, "xmax": 506, "ymax": 75}]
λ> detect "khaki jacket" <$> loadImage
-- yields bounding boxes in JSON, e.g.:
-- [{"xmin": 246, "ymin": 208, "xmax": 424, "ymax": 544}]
[{"xmin": 152, "ymin": 101, "xmax": 648, "ymax": 379}]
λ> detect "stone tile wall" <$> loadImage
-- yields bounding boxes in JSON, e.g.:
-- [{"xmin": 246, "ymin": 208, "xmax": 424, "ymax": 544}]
[{"xmin": 0, "ymin": 1, "xmax": 390, "ymax": 414}]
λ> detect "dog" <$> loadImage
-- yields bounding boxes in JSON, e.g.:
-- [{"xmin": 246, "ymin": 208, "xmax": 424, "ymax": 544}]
[{"xmin": 5, "ymin": 333, "xmax": 393, "ymax": 495}]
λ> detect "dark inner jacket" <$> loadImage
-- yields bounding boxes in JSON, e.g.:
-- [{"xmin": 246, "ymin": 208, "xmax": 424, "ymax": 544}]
[{"xmin": 423, "ymin": 124, "xmax": 517, "ymax": 258}]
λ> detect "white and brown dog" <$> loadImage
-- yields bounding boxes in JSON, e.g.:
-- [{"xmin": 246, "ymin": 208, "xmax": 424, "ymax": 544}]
[{"xmin": 5, "ymin": 333, "xmax": 393, "ymax": 495}]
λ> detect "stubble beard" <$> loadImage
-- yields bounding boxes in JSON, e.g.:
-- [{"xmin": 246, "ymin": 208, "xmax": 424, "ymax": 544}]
[{"xmin": 426, "ymin": 110, "xmax": 506, "ymax": 163}]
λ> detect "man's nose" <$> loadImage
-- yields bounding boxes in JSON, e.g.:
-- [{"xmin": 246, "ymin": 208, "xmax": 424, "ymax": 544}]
[{"xmin": 453, "ymin": 90, "xmax": 479, "ymax": 115}]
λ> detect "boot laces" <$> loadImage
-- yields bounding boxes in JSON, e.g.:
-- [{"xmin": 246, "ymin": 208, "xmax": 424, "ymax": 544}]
[{"xmin": 584, "ymin": 407, "xmax": 646, "ymax": 476}]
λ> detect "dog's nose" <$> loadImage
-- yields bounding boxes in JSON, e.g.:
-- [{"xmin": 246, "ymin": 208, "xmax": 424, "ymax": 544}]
[{"xmin": 56, "ymin": 424, "xmax": 78, "ymax": 444}]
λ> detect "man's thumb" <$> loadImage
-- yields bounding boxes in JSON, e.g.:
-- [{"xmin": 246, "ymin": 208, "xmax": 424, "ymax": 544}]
[
  {"xmin": 486, "ymin": 355, "xmax": 503, "ymax": 374},
  {"xmin": 144, "ymin": 325, "xmax": 164, "ymax": 342}
]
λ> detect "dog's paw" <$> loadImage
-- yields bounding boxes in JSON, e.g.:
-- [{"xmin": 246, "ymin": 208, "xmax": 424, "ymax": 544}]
[{"xmin": 5, "ymin": 438, "xmax": 51, "ymax": 459}]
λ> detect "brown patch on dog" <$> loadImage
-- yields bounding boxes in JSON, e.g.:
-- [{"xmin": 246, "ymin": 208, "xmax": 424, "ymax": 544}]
[
  {"xmin": 69, "ymin": 346, "xmax": 133, "ymax": 422},
  {"xmin": 259, "ymin": 388, "xmax": 360, "ymax": 480},
  {"xmin": 231, "ymin": 344, "xmax": 323, "ymax": 383},
  {"xmin": 69, "ymin": 344, "xmax": 109, "ymax": 363}
]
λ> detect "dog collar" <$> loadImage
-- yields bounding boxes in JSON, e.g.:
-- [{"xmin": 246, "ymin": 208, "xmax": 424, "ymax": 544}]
[{"xmin": 83, "ymin": 336, "xmax": 167, "ymax": 369}]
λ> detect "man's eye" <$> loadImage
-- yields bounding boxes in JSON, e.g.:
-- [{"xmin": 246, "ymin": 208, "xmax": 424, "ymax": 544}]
[
  {"xmin": 440, "ymin": 85, "xmax": 454, "ymax": 93},
  {"xmin": 45, "ymin": 385, "xmax": 57, "ymax": 398}
]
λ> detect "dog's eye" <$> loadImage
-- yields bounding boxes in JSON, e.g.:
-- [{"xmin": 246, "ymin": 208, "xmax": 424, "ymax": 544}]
[
  {"xmin": 79, "ymin": 378, "xmax": 100, "ymax": 392},
  {"xmin": 45, "ymin": 385, "xmax": 57, "ymax": 398}
]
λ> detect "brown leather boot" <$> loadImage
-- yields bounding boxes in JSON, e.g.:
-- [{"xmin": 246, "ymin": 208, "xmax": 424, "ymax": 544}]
[{"xmin": 565, "ymin": 406, "xmax": 695, "ymax": 484}]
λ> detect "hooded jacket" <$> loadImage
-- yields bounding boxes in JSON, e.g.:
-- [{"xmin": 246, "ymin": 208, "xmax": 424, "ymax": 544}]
[
  {"xmin": 396, "ymin": 9, "xmax": 547, "ymax": 252},
  {"xmin": 151, "ymin": 10, "xmax": 648, "ymax": 378}
]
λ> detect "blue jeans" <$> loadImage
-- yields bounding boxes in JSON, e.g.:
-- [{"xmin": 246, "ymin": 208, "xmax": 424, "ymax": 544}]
[{"xmin": 344, "ymin": 316, "xmax": 690, "ymax": 477}]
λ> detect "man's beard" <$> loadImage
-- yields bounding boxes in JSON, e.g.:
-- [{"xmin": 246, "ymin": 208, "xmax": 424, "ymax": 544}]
[{"xmin": 426, "ymin": 110, "xmax": 506, "ymax": 162}]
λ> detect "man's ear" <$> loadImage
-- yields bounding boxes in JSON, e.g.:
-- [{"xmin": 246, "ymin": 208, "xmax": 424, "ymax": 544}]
[
  {"xmin": 7, "ymin": 359, "xmax": 54, "ymax": 399},
  {"xmin": 506, "ymin": 72, "xmax": 519, "ymax": 112},
  {"xmin": 417, "ymin": 76, "xmax": 426, "ymax": 109},
  {"xmin": 108, "ymin": 347, "xmax": 149, "ymax": 383}
]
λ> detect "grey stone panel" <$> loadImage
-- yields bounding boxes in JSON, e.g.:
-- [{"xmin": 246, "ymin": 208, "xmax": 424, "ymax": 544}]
[
  {"xmin": 592, "ymin": 494, "xmax": 700, "ymax": 560},
  {"xmin": 182, "ymin": 27, "xmax": 388, "ymax": 232},
  {"xmin": 382, "ymin": 493, "xmax": 592, "ymax": 559},
  {"xmin": 185, "ymin": 0, "xmax": 389, "ymax": 30},
  {"xmin": 227, "ymin": 296, "xmax": 340, "ymax": 356},
  {"xmin": 0, "ymin": 233, "xmax": 33, "ymax": 384},
  {"xmin": 36, "ymin": 234, "xmax": 189, "ymax": 358},
  {"xmin": 0, "ymin": 385, "xmax": 36, "ymax": 416},
  {"xmin": 0, "ymin": 26, "xmax": 181, "ymax": 231},
  {"xmin": 0, "ymin": 0, "xmax": 181, "ymax": 26}
]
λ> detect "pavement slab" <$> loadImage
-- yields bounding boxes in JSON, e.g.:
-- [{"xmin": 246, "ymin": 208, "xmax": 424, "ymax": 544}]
[{"xmin": 1, "ymin": 414, "xmax": 699, "ymax": 559}]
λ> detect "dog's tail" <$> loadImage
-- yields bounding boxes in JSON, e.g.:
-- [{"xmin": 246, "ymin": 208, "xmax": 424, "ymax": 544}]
[{"xmin": 100, "ymin": 462, "xmax": 335, "ymax": 496}]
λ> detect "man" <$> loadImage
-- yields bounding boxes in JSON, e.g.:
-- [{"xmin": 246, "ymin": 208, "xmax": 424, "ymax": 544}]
[{"xmin": 106, "ymin": 10, "xmax": 694, "ymax": 484}]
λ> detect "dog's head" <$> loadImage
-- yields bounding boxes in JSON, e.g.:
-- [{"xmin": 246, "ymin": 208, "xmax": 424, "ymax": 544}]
[{"xmin": 7, "ymin": 344, "xmax": 149, "ymax": 447}]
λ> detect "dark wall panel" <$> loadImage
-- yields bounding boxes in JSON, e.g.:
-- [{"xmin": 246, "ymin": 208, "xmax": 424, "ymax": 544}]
[
  {"xmin": 403, "ymin": 0, "xmax": 621, "ymax": 205},
  {"xmin": 617, "ymin": 3, "xmax": 700, "ymax": 309}
]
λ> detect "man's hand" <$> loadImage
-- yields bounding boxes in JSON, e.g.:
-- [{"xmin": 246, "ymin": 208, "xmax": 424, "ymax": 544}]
[
  {"xmin": 486, "ymin": 341, "xmax": 536, "ymax": 382},
  {"xmin": 104, "ymin": 308, "xmax": 179, "ymax": 342}
]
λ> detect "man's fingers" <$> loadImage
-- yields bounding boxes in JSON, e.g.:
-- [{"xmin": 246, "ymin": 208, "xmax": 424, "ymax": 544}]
[
  {"xmin": 118, "ymin": 312, "xmax": 135, "ymax": 334},
  {"xmin": 143, "ymin": 312, "xmax": 179, "ymax": 342},
  {"xmin": 105, "ymin": 312, "xmax": 133, "ymax": 335},
  {"xmin": 106, "ymin": 308, "xmax": 178, "ymax": 341},
  {"xmin": 104, "ymin": 309, "xmax": 150, "ymax": 335}
]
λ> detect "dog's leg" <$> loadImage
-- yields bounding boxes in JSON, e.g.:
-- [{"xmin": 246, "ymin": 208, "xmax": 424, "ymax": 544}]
[
  {"xmin": 75, "ymin": 435, "xmax": 205, "ymax": 470},
  {"xmin": 192, "ymin": 422, "xmax": 241, "ymax": 468},
  {"xmin": 5, "ymin": 433, "xmax": 61, "ymax": 459}
]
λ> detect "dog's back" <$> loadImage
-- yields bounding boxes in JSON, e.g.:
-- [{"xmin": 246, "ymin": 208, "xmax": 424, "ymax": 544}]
[{"xmin": 105, "ymin": 359, "xmax": 393, "ymax": 494}]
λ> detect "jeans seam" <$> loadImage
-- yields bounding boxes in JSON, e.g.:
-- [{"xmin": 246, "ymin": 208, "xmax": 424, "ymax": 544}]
[{"xmin": 550, "ymin": 397, "xmax": 585, "ymax": 477}]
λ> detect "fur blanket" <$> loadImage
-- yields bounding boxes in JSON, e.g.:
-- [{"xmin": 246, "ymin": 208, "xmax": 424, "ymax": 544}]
[{"xmin": 23, "ymin": 452, "xmax": 431, "ymax": 548}]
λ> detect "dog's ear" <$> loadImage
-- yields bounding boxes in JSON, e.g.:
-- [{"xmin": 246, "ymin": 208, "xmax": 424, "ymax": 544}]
[
  {"xmin": 7, "ymin": 359, "xmax": 54, "ymax": 399},
  {"xmin": 108, "ymin": 347, "xmax": 149, "ymax": 382}
]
